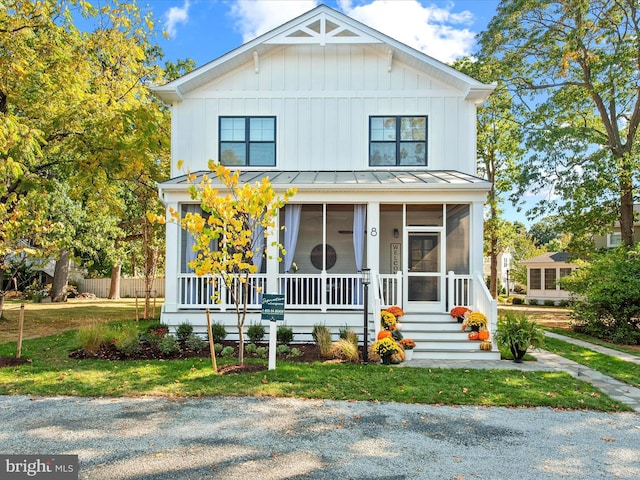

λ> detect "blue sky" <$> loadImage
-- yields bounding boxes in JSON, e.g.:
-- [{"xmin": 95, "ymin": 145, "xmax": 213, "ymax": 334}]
[
  {"xmin": 149, "ymin": 0, "xmax": 501, "ymax": 66},
  {"xmin": 143, "ymin": 0, "xmax": 534, "ymax": 226}
]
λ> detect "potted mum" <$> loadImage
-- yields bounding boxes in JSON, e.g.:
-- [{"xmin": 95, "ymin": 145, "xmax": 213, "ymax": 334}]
[
  {"xmin": 399, "ymin": 338, "xmax": 416, "ymax": 361},
  {"xmin": 462, "ymin": 311, "xmax": 488, "ymax": 332},
  {"xmin": 450, "ymin": 306, "xmax": 470, "ymax": 323},
  {"xmin": 372, "ymin": 337, "xmax": 401, "ymax": 364}
]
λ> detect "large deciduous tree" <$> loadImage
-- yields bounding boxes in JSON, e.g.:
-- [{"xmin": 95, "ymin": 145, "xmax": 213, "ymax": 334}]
[
  {"xmin": 454, "ymin": 57, "xmax": 522, "ymax": 298},
  {"xmin": 1, "ymin": 0, "xmax": 170, "ymax": 304},
  {"xmin": 480, "ymin": 0, "xmax": 640, "ymax": 247}
]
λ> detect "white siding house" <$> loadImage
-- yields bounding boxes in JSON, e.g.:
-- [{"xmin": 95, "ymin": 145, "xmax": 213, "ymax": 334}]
[
  {"xmin": 520, "ymin": 252, "xmax": 578, "ymax": 305},
  {"xmin": 152, "ymin": 5, "xmax": 498, "ymax": 360}
]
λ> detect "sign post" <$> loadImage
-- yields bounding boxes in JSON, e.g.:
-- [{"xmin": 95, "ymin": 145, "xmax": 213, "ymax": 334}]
[{"xmin": 262, "ymin": 293, "xmax": 285, "ymax": 370}]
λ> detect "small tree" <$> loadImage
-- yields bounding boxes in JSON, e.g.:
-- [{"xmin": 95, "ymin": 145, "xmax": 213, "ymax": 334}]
[{"xmin": 163, "ymin": 161, "xmax": 295, "ymax": 366}]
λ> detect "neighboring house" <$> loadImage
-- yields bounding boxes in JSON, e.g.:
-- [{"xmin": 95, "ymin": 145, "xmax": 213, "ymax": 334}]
[
  {"xmin": 520, "ymin": 252, "xmax": 578, "ymax": 305},
  {"xmin": 593, "ymin": 204, "xmax": 640, "ymax": 249},
  {"xmin": 483, "ymin": 248, "xmax": 514, "ymax": 293},
  {"xmin": 152, "ymin": 5, "xmax": 498, "ymax": 359}
]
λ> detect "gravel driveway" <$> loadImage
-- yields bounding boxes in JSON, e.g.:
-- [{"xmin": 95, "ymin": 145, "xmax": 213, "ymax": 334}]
[{"xmin": 1, "ymin": 395, "xmax": 639, "ymax": 479}]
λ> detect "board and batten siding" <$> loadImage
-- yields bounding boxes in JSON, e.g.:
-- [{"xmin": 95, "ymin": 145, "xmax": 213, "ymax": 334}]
[{"xmin": 170, "ymin": 43, "xmax": 476, "ymax": 177}]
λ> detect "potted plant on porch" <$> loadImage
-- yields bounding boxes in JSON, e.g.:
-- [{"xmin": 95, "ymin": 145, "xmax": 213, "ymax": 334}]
[{"xmin": 494, "ymin": 311, "xmax": 545, "ymax": 363}]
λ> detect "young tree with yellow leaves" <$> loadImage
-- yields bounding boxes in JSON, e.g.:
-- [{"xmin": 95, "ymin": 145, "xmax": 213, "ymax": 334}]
[{"xmin": 156, "ymin": 161, "xmax": 296, "ymax": 367}]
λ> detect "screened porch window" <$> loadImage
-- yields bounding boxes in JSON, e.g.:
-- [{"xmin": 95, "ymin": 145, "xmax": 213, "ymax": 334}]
[
  {"xmin": 530, "ymin": 268, "xmax": 541, "ymax": 290},
  {"xmin": 219, "ymin": 116, "xmax": 276, "ymax": 166},
  {"xmin": 369, "ymin": 116, "xmax": 427, "ymax": 166}
]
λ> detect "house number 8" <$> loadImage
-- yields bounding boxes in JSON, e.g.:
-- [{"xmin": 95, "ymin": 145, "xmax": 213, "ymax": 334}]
[{"xmin": 370, "ymin": 227, "xmax": 378, "ymax": 237}]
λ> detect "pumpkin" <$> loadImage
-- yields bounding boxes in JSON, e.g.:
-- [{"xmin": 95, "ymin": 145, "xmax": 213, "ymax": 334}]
[
  {"xmin": 479, "ymin": 340, "xmax": 493, "ymax": 351},
  {"xmin": 477, "ymin": 330, "xmax": 490, "ymax": 341},
  {"xmin": 467, "ymin": 331, "xmax": 479, "ymax": 341},
  {"xmin": 377, "ymin": 330, "xmax": 392, "ymax": 340}
]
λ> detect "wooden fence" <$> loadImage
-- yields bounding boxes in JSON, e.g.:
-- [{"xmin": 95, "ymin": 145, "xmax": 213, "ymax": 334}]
[{"xmin": 77, "ymin": 277, "xmax": 165, "ymax": 298}]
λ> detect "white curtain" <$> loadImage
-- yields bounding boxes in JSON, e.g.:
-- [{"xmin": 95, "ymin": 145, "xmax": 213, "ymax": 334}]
[
  {"xmin": 284, "ymin": 204, "xmax": 302, "ymax": 272},
  {"xmin": 183, "ymin": 205, "xmax": 200, "ymax": 273},
  {"xmin": 353, "ymin": 204, "xmax": 366, "ymax": 272},
  {"xmin": 252, "ymin": 221, "xmax": 265, "ymax": 272}
]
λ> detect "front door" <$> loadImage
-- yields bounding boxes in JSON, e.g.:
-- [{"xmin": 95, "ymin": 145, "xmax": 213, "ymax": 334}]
[{"xmin": 405, "ymin": 230, "xmax": 444, "ymax": 312}]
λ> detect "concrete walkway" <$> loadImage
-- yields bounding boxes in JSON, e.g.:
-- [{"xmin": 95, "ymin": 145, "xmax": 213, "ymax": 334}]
[{"xmin": 405, "ymin": 332, "xmax": 640, "ymax": 413}]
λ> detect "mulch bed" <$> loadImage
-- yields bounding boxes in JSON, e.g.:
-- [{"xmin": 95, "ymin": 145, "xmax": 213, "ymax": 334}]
[{"xmin": 67, "ymin": 341, "xmax": 328, "ymax": 375}]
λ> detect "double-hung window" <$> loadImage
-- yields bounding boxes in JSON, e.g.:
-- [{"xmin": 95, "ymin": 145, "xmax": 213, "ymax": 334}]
[
  {"xmin": 369, "ymin": 116, "xmax": 427, "ymax": 166},
  {"xmin": 219, "ymin": 116, "xmax": 276, "ymax": 166}
]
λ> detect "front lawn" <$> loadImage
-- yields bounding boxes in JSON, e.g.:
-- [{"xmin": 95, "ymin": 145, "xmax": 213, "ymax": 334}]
[{"xmin": 0, "ymin": 324, "xmax": 630, "ymax": 412}]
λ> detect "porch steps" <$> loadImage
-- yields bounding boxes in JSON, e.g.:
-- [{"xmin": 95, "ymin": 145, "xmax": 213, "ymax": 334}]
[{"xmin": 394, "ymin": 313, "xmax": 501, "ymax": 361}]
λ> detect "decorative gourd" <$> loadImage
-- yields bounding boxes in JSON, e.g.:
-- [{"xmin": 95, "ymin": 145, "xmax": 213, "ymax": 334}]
[
  {"xmin": 467, "ymin": 331, "xmax": 479, "ymax": 341},
  {"xmin": 377, "ymin": 330, "xmax": 392, "ymax": 340},
  {"xmin": 479, "ymin": 340, "xmax": 493, "ymax": 350},
  {"xmin": 478, "ymin": 330, "xmax": 490, "ymax": 341}
]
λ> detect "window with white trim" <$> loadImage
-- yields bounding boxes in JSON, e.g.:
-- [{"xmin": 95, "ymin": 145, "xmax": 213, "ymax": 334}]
[
  {"xmin": 220, "ymin": 117, "xmax": 276, "ymax": 166},
  {"xmin": 369, "ymin": 116, "xmax": 427, "ymax": 166},
  {"xmin": 607, "ymin": 233, "xmax": 622, "ymax": 248},
  {"xmin": 530, "ymin": 268, "xmax": 541, "ymax": 290}
]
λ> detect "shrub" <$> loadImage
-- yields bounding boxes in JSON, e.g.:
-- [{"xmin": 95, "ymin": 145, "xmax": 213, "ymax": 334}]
[
  {"xmin": 543, "ymin": 300, "xmax": 556, "ymax": 307},
  {"xmin": 528, "ymin": 299, "xmax": 539, "ymax": 306},
  {"xmin": 113, "ymin": 324, "xmax": 141, "ymax": 355},
  {"xmin": 562, "ymin": 245, "xmax": 640, "ymax": 345},
  {"xmin": 512, "ymin": 297, "xmax": 524, "ymax": 305},
  {"xmin": 276, "ymin": 345, "xmax": 290, "ymax": 356},
  {"xmin": 77, "ymin": 324, "xmax": 115, "ymax": 353},
  {"xmin": 210, "ymin": 322, "xmax": 227, "ymax": 342},
  {"xmin": 289, "ymin": 347, "xmax": 301, "ymax": 358},
  {"xmin": 329, "ymin": 339, "xmax": 359, "ymax": 362},
  {"xmin": 277, "ymin": 325, "xmax": 294, "ymax": 344},
  {"xmin": 159, "ymin": 335, "xmax": 180, "ymax": 355},
  {"xmin": 176, "ymin": 322, "xmax": 194, "ymax": 343},
  {"xmin": 184, "ymin": 333, "xmax": 207, "ymax": 352},
  {"xmin": 220, "ymin": 346, "xmax": 235, "ymax": 358},
  {"xmin": 247, "ymin": 322, "xmax": 265, "ymax": 344},
  {"xmin": 312, "ymin": 324, "xmax": 332, "ymax": 358},
  {"xmin": 339, "ymin": 326, "xmax": 359, "ymax": 346},
  {"xmin": 214, "ymin": 343, "xmax": 223, "ymax": 354},
  {"xmin": 255, "ymin": 346, "xmax": 268, "ymax": 359},
  {"xmin": 245, "ymin": 343, "xmax": 258, "ymax": 355}
]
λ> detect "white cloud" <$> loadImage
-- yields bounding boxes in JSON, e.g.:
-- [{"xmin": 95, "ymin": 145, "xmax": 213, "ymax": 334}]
[
  {"xmin": 164, "ymin": 0, "xmax": 191, "ymax": 39},
  {"xmin": 341, "ymin": 0, "xmax": 476, "ymax": 64},
  {"xmin": 229, "ymin": 0, "xmax": 319, "ymax": 43},
  {"xmin": 227, "ymin": 0, "xmax": 476, "ymax": 64}
]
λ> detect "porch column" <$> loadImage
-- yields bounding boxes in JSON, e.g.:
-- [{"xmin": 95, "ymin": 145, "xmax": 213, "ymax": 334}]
[
  {"xmin": 470, "ymin": 200, "xmax": 485, "ymax": 275},
  {"xmin": 265, "ymin": 214, "xmax": 280, "ymax": 295},
  {"xmin": 366, "ymin": 202, "xmax": 380, "ymax": 275},
  {"xmin": 163, "ymin": 201, "xmax": 180, "ymax": 313}
]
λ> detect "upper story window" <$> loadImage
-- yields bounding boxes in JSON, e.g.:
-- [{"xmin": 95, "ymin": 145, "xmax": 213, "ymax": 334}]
[
  {"xmin": 369, "ymin": 116, "xmax": 427, "ymax": 166},
  {"xmin": 219, "ymin": 117, "xmax": 276, "ymax": 166}
]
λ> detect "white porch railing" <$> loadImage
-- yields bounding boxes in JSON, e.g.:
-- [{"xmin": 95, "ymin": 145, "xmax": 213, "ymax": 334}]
[
  {"xmin": 447, "ymin": 270, "xmax": 497, "ymax": 338},
  {"xmin": 178, "ymin": 274, "xmax": 268, "ymax": 310},
  {"xmin": 177, "ymin": 272, "xmax": 387, "ymax": 312}
]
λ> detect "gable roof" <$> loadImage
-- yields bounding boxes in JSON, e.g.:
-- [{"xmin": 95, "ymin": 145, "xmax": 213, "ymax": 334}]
[
  {"xmin": 151, "ymin": 4, "xmax": 495, "ymax": 103},
  {"xmin": 520, "ymin": 252, "xmax": 576, "ymax": 265}
]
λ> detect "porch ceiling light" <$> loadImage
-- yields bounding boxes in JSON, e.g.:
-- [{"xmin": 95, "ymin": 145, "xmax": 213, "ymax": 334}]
[{"xmin": 361, "ymin": 268, "xmax": 371, "ymax": 285}]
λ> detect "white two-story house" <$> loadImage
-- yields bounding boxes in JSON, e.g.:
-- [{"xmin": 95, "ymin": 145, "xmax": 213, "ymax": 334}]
[{"xmin": 152, "ymin": 5, "xmax": 498, "ymax": 360}]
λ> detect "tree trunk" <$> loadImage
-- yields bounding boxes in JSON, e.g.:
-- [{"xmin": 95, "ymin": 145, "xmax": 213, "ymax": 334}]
[
  {"xmin": 108, "ymin": 259, "xmax": 121, "ymax": 299},
  {"xmin": 620, "ymin": 184, "xmax": 635, "ymax": 247},
  {"xmin": 50, "ymin": 249, "xmax": 70, "ymax": 302},
  {"xmin": 144, "ymin": 246, "xmax": 158, "ymax": 320},
  {"xmin": 0, "ymin": 291, "xmax": 5, "ymax": 320}
]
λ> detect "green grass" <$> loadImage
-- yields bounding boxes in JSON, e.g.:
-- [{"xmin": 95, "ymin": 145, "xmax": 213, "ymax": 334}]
[
  {"xmin": 545, "ymin": 327, "xmax": 640, "ymax": 357},
  {"xmin": 0, "ymin": 324, "xmax": 631, "ymax": 412},
  {"xmin": 543, "ymin": 336, "xmax": 640, "ymax": 388}
]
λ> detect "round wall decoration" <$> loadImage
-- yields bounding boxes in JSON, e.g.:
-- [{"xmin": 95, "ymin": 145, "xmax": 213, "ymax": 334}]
[{"xmin": 310, "ymin": 244, "xmax": 337, "ymax": 270}]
